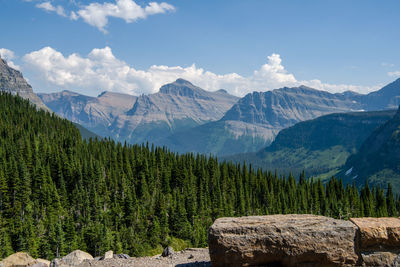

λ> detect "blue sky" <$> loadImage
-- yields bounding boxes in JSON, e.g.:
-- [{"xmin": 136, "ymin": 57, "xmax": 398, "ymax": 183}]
[{"xmin": 0, "ymin": 0, "xmax": 399, "ymax": 96}]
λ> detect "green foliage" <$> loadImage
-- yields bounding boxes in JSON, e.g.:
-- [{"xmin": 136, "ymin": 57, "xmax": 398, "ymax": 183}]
[
  {"xmin": 0, "ymin": 92, "xmax": 399, "ymax": 260},
  {"xmin": 226, "ymin": 110, "xmax": 397, "ymax": 179}
]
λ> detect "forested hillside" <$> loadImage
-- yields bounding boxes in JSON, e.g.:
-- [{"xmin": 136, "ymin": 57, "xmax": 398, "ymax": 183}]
[
  {"xmin": 0, "ymin": 92, "xmax": 399, "ymax": 260},
  {"xmin": 225, "ymin": 110, "xmax": 397, "ymax": 179},
  {"xmin": 340, "ymin": 106, "xmax": 400, "ymax": 192}
]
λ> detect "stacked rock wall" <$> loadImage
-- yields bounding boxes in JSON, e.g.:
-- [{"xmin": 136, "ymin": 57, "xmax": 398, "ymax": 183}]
[{"xmin": 209, "ymin": 215, "xmax": 400, "ymax": 266}]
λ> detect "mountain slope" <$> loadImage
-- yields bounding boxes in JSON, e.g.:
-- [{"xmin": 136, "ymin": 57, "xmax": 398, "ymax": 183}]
[
  {"xmin": 222, "ymin": 86, "xmax": 362, "ymax": 127},
  {"xmin": 167, "ymin": 86, "xmax": 365, "ymax": 155},
  {"xmin": 40, "ymin": 74, "xmax": 400, "ymax": 156},
  {"xmin": 168, "ymin": 79, "xmax": 400, "ymax": 156},
  {"xmin": 224, "ymin": 109, "xmax": 397, "ymax": 177},
  {"xmin": 39, "ymin": 90, "xmax": 137, "ymax": 137},
  {"xmin": 112, "ymin": 79, "xmax": 239, "ymax": 144},
  {"xmin": 0, "ymin": 57, "xmax": 49, "ymax": 111},
  {"xmin": 161, "ymin": 120, "xmax": 277, "ymax": 156},
  {"xmin": 339, "ymin": 106, "xmax": 400, "ymax": 191},
  {"xmin": 40, "ymin": 79, "xmax": 239, "ymax": 145},
  {"xmin": 72, "ymin": 123, "xmax": 99, "ymax": 140},
  {"xmin": 361, "ymin": 78, "xmax": 400, "ymax": 110}
]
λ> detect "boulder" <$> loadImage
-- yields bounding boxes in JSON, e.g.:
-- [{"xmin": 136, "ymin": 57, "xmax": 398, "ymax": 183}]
[
  {"xmin": 31, "ymin": 259, "xmax": 50, "ymax": 267},
  {"xmin": 103, "ymin": 251, "xmax": 113, "ymax": 260},
  {"xmin": 0, "ymin": 252, "xmax": 37, "ymax": 267},
  {"xmin": 50, "ymin": 250, "xmax": 93, "ymax": 267},
  {"xmin": 209, "ymin": 214, "xmax": 359, "ymax": 267},
  {"xmin": 162, "ymin": 247, "xmax": 174, "ymax": 257},
  {"xmin": 350, "ymin": 217, "xmax": 400, "ymax": 249}
]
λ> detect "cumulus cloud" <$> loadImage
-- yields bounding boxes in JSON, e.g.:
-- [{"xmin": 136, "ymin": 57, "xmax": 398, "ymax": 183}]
[
  {"xmin": 22, "ymin": 46, "xmax": 377, "ymax": 96},
  {"xmin": 0, "ymin": 48, "xmax": 21, "ymax": 70},
  {"xmin": 0, "ymin": 48, "xmax": 15, "ymax": 61},
  {"xmin": 388, "ymin": 71, "xmax": 400, "ymax": 77},
  {"xmin": 76, "ymin": 0, "xmax": 175, "ymax": 32},
  {"xmin": 31, "ymin": 0, "xmax": 174, "ymax": 32},
  {"xmin": 36, "ymin": 1, "xmax": 67, "ymax": 17}
]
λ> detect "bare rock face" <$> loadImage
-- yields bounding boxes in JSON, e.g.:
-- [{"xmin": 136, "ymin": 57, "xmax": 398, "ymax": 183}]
[
  {"xmin": 50, "ymin": 250, "xmax": 93, "ymax": 267},
  {"xmin": 350, "ymin": 217, "xmax": 400, "ymax": 249},
  {"xmin": 208, "ymin": 214, "xmax": 359, "ymax": 267},
  {"xmin": 0, "ymin": 252, "xmax": 37, "ymax": 267},
  {"xmin": 0, "ymin": 58, "xmax": 49, "ymax": 111}
]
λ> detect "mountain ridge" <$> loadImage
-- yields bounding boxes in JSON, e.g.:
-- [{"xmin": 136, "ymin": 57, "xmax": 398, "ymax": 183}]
[
  {"xmin": 40, "ymin": 79, "xmax": 239, "ymax": 145},
  {"xmin": 339, "ymin": 105, "xmax": 400, "ymax": 191},
  {"xmin": 223, "ymin": 109, "xmax": 397, "ymax": 178},
  {"xmin": 0, "ymin": 57, "xmax": 49, "ymax": 111},
  {"xmin": 40, "ymin": 77, "xmax": 400, "ymax": 156}
]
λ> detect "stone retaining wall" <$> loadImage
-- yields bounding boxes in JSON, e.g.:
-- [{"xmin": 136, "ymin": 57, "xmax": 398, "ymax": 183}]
[{"xmin": 208, "ymin": 215, "xmax": 400, "ymax": 266}]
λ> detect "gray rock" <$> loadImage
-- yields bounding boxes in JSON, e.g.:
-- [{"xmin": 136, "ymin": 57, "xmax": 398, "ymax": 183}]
[
  {"xmin": 50, "ymin": 250, "xmax": 93, "ymax": 267},
  {"xmin": 103, "ymin": 251, "xmax": 113, "ymax": 260},
  {"xmin": 31, "ymin": 259, "xmax": 50, "ymax": 267},
  {"xmin": 30, "ymin": 263, "xmax": 49, "ymax": 267},
  {"xmin": 112, "ymin": 254, "xmax": 130, "ymax": 259},
  {"xmin": 162, "ymin": 246, "xmax": 174, "ymax": 257},
  {"xmin": 0, "ymin": 252, "xmax": 37, "ymax": 267},
  {"xmin": 0, "ymin": 57, "xmax": 49, "ymax": 111},
  {"xmin": 209, "ymin": 214, "xmax": 359, "ymax": 267}
]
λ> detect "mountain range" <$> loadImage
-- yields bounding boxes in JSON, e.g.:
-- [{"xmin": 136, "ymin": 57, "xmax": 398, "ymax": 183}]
[
  {"xmin": 39, "ymin": 78, "xmax": 239, "ymax": 146},
  {"xmin": 2, "ymin": 55, "xmax": 400, "ymax": 192},
  {"xmin": 37, "ymin": 77, "xmax": 400, "ymax": 155},
  {"xmin": 2, "ymin": 55, "xmax": 400, "ymax": 159}
]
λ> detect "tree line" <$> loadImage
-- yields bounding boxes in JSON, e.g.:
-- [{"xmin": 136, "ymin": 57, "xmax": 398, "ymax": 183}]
[{"xmin": 0, "ymin": 92, "xmax": 398, "ymax": 259}]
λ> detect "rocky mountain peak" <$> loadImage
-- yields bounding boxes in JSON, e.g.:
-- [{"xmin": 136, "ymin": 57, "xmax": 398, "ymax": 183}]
[
  {"xmin": 0, "ymin": 56, "xmax": 49, "ymax": 111},
  {"xmin": 174, "ymin": 78, "xmax": 193, "ymax": 86},
  {"xmin": 159, "ymin": 78, "xmax": 206, "ymax": 98}
]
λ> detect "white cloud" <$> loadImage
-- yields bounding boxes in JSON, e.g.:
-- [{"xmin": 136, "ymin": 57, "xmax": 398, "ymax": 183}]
[
  {"xmin": 0, "ymin": 48, "xmax": 15, "ymax": 61},
  {"xmin": 31, "ymin": 0, "xmax": 175, "ymax": 33},
  {"xmin": 0, "ymin": 48, "xmax": 21, "ymax": 70},
  {"xmin": 388, "ymin": 71, "xmax": 400, "ymax": 77},
  {"xmin": 36, "ymin": 1, "xmax": 67, "ymax": 17},
  {"xmin": 70, "ymin": 11, "xmax": 79, "ymax": 20},
  {"xmin": 22, "ymin": 46, "xmax": 378, "ymax": 96},
  {"xmin": 75, "ymin": 0, "xmax": 175, "ymax": 33}
]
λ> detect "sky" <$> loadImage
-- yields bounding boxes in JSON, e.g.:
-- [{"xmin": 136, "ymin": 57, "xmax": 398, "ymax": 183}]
[{"xmin": 0, "ymin": 0, "xmax": 399, "ymax": 97}]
